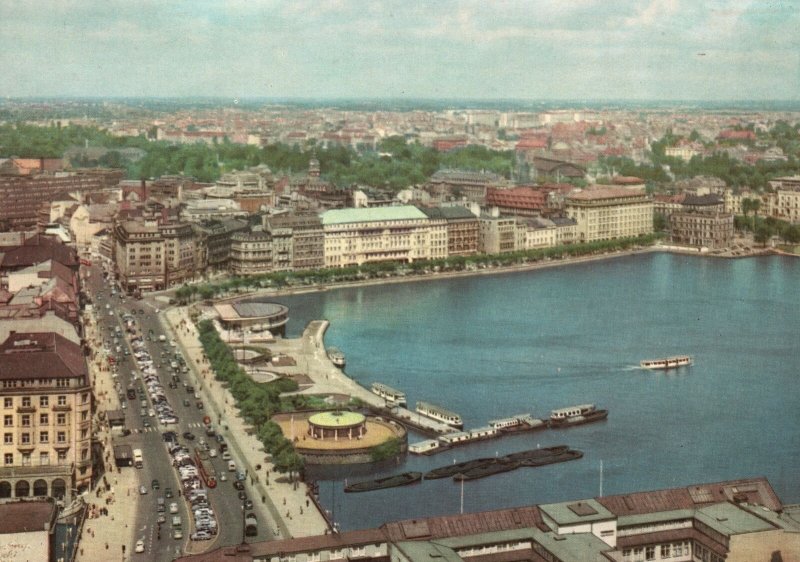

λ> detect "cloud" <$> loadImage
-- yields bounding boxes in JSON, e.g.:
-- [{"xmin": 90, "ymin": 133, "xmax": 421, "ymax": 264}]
[{"xmin": 623, "ymin": 0, "xmax": 680, "ymax": 27}]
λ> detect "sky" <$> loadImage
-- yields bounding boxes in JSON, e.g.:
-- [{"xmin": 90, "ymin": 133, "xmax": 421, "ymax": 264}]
[{"xmin": 1, "ymin": 0, "xmax": 799, "ymax": 101}]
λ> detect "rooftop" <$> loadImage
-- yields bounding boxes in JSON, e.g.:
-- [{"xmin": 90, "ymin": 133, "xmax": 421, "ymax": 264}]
[
  {"xmin": 695, "ymin": 502, "xmax": 776, "ymax": 536},
  {"xmin": 0, "ymin": 331, "xmax": 87, "ymax": 381},
  {"xmin": 538, "ymin": 499, "xmax": 614, "ymax": 526},
  {"xmin": 322, "ymin": 205, "xmax": 428, "ymax": 225},
  {"xmin": 0, "ymin": 500, "xmax": 56, "ymax": 534}
]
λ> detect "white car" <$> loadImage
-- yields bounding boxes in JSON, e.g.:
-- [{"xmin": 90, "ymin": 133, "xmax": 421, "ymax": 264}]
[
  {"xmin": 134, "ymin": 539, "xmax": 145, "ymax": 553},
  {"xmin": 208, "ymin": 448, "xmax": 217, "ymax": 458}
]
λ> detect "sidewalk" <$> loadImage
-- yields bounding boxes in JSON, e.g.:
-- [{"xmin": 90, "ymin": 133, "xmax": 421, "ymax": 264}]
[
  {"xmin": 162, "ymin": 308, "xmax": 330, "ymax": 539},
  {"xmin": 76, "ymin": 310, "xmax": 140, "ymax": 561}
]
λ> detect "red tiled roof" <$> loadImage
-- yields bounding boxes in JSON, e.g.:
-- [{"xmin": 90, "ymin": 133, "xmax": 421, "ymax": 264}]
[
  {"xmin": 486, "ymin": 187, "xmax": 546, "ymax": 210},
  {"xmin": 568, "ymin": 187, "xmax": 646, "ymax": 201},
  {"xmin": 0, "ymin": 332, "xmax": 86, "ymax": 381}
]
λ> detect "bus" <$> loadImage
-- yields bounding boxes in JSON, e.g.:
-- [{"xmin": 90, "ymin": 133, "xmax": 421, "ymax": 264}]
[{"xmin": 194, "ymin": 448, "xmax": 217, "ymax": 488}]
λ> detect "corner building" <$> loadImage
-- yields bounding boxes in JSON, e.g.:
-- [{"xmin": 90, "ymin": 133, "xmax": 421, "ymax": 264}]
[
  {"xmin": 0, "ymin": 332, "xmax": 92, "ymax": 502},
  {"xmin": 565, "ymin": 187, "xmax": 653, "ymax": 243}
]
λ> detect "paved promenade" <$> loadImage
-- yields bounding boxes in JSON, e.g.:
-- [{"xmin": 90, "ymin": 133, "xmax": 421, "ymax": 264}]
[
  {"xmin": 162, "ymin": 307, "xmax": 330, "ymax": 540},
  {"xmin": 76, "ymin": 309, "xmax": 140, "ymax": 562}
]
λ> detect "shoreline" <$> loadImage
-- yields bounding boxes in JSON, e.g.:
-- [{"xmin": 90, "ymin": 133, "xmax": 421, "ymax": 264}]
[{"xmin": 231, "ymin": 244, "xmax": 783, "ymax": 301}]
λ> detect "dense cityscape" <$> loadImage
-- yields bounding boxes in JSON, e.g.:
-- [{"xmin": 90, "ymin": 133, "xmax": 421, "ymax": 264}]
[{"xmin": 1, "ymin": 2, "xmax": 800, "ymax": 562}]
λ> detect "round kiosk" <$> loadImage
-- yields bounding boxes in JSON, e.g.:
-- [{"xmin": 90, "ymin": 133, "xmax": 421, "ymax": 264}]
[{"xmin": 308, "ymin": 411, "xmax": 367, "ymax": 440}]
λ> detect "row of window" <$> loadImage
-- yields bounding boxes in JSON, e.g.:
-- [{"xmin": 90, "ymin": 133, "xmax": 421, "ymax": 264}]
[
  {"xmin": 3, "ymin": 428, "xmax": 82, "ymax": 444},
  {"xmin": 4, "ymin": 447, "xmax": 86, "ymax": 466},
  {"xmin": 621, "ymin": 540, "xmax": 691, "ymax": 561},
  {"xmin": 3, "ymin": 395, "xmax": 76, "ymax": 409},
  {"xmin": 3, "ymin": 411, "xmax": 81, "ymax": 426}
]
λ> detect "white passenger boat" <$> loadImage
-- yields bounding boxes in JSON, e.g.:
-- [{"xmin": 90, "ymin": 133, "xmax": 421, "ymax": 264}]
[
  {"xmin": 640, "ymin": 355, "xmax": 692, "ymax": 370},
  {"xmin": 326, "ymin": 347, "xmax": 346, "ymax": 368},
  {"xmin": 549, "ymin": 404, "xmax": 608, "ymax": 428},
  {"xmin": 415, "ymin": 401, "xmax": 463, "ymax": 428},
  {"xmin": 371, "ymin": 383, "xmax": 407, "ymax": 407}
]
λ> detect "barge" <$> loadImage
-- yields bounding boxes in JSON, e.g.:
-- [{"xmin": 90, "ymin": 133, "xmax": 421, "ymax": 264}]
[
  {"xmin": 548, "ymin": 404, "xmax": 608, "ymax": 428},
  {"xmin": 415, "ymin": 401, "xmax": 463, "ymax": 428},
  {"xmin": 640, "ymin": 355, "xmax": 692, "ymax": 370},
  {"xmin": 344, "ymin": 471, "xmax": 422, "ymax": 493},
  {"xmin": 371, "ymin": 382, "xmax": 407, "ymax": 407}
]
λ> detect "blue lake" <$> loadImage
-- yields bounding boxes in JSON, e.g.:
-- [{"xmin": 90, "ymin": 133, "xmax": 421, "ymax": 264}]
[{"xmin": 276, "ymin": 252, "xmax": 800, "ymax": 531}]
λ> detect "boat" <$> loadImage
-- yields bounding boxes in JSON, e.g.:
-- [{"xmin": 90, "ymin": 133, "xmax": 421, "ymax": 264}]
[
  {"xmin": 327, "ymin": 347, "xmax": 346, "ymax": 368},
  {"xmin": 640, "ymin": 355, "xmax": 693, "ymax": 370},
  {"xmin": 344, "ymin": 471, "xmax": 422, "ymax": 493},
  {"xmin": 516, "ymin": 448, "xmax": 583, "ymax": 467},
  {"xmin": 548, "ymin": 404, "xmax": 608, "ymax": 428},
  {"xmin": 453, "ymin": 460, "xmax": 519, "ymax": 481},
  {"xmin": 416, "ymin": 401, "xmax": 463, "ymax": 428},
  {"xmin": 501, "ymin": 445, "xmax": 570, "ymax": 463},
  {"xmin": 488, "ymin": 414, "xmax": 547, "ymax": 433},
  {"xmin": 425, "ymin": 457, "xmax": 496, "ymax": 479},
  {"xmin": 371, "ymin": 382, "xmax": 407, "ymax": 407}
]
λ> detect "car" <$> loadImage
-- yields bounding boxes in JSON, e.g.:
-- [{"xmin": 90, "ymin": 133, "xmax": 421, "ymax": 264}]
[
  {"xmin": 182, "ymin": 431, "xmax": 195, "ymax": 440},
  {"xmin": 186, "ymin": 386, "xmax": 194, "ymax": 393},
  {"xmin": 152, "ymin": 479, "xmax": 160, "ymax": 490},
  {"xmin": 236, "ymin": 470, "xmax": 246, "ymax": 482},
  {"xmin": 143, "ymin": 418, "xmax": 151, "ymax": 428},
  {"xmin": 219, "ymin": 472, "xmax": 227, "ymax": 482},
  {"xmin": 196, "ymin": 401, "xmax": 204, "ymax": 409},
  {"xmin": 165, "ymin": 487, "xmax": 173, "ymax": 498},
  {"xmin": 139, "ymin": 485, "xmax": 147, "ymax": 495},
  {"xmin": 190, "ymin": 530, "xmax": 212, "ymax": 541},
  {"xmin": 157, "ymin": 513, "xmax": 166, "ymax": 524},
  {"xmin": 173, "ymin": 528, "xmax": 183, "ymax": 540},
  {"xmin": 233, "ymin": 480, "xmax": 244, "ymax": 491},
  {"xmin": 183, "ymin": 399, "xmax": 191, "ymax": 407},
  {"xmin": 237, "ymin": 490, "xmax": 248, "ymax": 501},
  {"xmin": 244, "ymin": 499, "xmax": 253, "ymax": 510},
  {"xmin": 208, "ymin": 448, "xmax": 217, "ymax": 458},
  {"xmin": 221, "ymin": 451, "xmax": 231, "ymax": 461},
  {"xmin": 169, "ymin": 502, "xmax": 179, "ymax": 514},
  {"xmin": 134, "ymin": 539, "xmax": 145, "ymax": 553}
]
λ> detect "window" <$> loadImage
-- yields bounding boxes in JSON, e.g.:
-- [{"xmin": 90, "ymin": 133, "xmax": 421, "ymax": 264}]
[
  {"xmin": 3, "ymin": 415, "xmax": 11, "ymax": 427},
  {"xmin": 81, "ymin": 448, "xmax": 89, "ymax": 460},
  {"xmin": 21, "ymin": 415, "xmax": 30, "ymax": 427},
  {"xmin": 80, "ymin": 429, "xmax": 88, "ymax": 439},
  {"xmin": 56, "ymin": 413, "xmax": 66, "ymax": 425},
  {"xmin": 57, "ymin": 431, "xmax": 66, "ymax": 443},
  {"xmin": 3, "ymin": 397, "xmax": 11, "ymax": 409},
  {"xmin": 21, "ymin": 396, "xmax": 31, "ymax": 407},
  {"xmin": 82, "ymin": 393, "xmax": 89, "ymax": 404},
  {"xmin": 57, "ymin": 396, "xmax": 67, "ymax": 406},
  {"xmin": 40, "ymin": 452, "xmax": 49, "ymax": 465},
  {"xmin": 81, "ymin": 411, "xmax": 88, "ymax": 421},
  {"xmin": 40, "ymin": 396, "xmax": 49, "ymax": 407},
  {"xmin": 21, "ymin": 433, "xmax": 31, "ymax": 444},
  {"xmin": 40, "ymin": 431, "xmax": 49, "ymax": 443},
  {"xmin": 645, "ymin": 546, "xmax": 655, "ymax": 561},
  {"xmin": 3, "ymin": 433, "xmax": 11, "ymax": 445},
  {"xmin": 4, "ymin": 453, "xmax": 12, "ymax": 465},
  {"xmin": 57, "ymin": 450, "xmax": 67, "ymax": 462},
  {"xmin": 21, "ymin": 453, "xmax": 30, "ymax": 466},
  {"xmin": 660, "ymin": 544, "xmax": 670, "ymax": 557},
  {"xmin": 39, "ymin": 413, "xmax": 49, "ymax": 425}
]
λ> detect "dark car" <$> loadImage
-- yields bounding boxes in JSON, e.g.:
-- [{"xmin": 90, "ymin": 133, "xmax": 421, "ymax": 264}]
[
  {"xmin": 243, "ymin": 499, "xmax": 253, "ymax": 510},
  {"xmin": 186, "ymin": 386, "xmax": 195, "ymax": 393},
  {"xmin": 233, "ymin": 480, "xmax": 244, "ymax": 491},
  {"xmin": 152, "ymin": 479, "xmax": 160, "ymax": 490},
  {"xmin": 127, "ymin": 389, "xmax": 136, "ymax": 400},
  {"xmin": 237, "ymin": 490, "xmax": 248, "ymax": 501},
  {"xmin": 182, "ymin": 431, "xmax": 195, "ymax": 441},
  {"xmin": 196, "ymin": 401, "xmax": 204, "ymax": 410},
  {"xmin": 164, "ymin": 487, "xmax": 173, "ymax": 498}
]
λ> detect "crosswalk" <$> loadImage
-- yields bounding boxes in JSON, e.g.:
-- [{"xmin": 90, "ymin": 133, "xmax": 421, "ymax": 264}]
[{"xmin": 136, "ymin": 421, "xmax": 206, "ymax": 433}]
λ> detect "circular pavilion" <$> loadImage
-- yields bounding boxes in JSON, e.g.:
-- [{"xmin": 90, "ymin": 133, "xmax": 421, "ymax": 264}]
[{"xmin": 308, "ymin": 411, "xmax": 367, "ymax": 440}]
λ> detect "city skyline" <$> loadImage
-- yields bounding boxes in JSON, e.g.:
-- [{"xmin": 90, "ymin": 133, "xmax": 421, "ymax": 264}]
[{"xmin": 1, "ymin": 0, "xmax": 799, "ymax": 102}]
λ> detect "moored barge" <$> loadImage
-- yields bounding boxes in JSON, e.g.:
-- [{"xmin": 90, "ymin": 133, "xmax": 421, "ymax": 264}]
[{"xmin": 344, "ymin": 471, "xmax": 422, "ymax": 493}]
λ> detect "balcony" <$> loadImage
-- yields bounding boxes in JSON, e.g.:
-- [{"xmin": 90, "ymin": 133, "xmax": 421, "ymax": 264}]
[
  {"xmin": 16, "ymin": 405, "xmax": 36, "ymax": 413},
  {"xmin": 16, "ymin": 442, "xmax": 35, "ymax": 452},
  {"xmin": 52, "ymin": 404, "xmax": 72, "ymax": 412}
]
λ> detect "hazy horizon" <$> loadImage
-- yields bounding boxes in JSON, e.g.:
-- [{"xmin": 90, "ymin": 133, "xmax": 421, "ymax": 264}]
[{"xmin": 1, "ymin": 1, "xmax": 798, "ymax": 102}]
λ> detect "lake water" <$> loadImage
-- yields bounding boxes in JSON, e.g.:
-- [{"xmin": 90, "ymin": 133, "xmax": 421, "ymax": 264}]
[{"xmin": 276, "ymin": 252, "xmax": 800, "ymax": 531}]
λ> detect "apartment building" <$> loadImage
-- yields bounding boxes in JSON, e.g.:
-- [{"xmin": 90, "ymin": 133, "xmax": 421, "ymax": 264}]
[
  {"xmin": 263, "ymin": 213, "xmax": 325, "ymax": 271},
  {"xmin": 767, "ymin": 176, "xmax": 800, "ymax": 223},
  {"xmin": 418, "ymin": 206, "xmax": 480, "ymax": 257},
  {"xmin": 565, "ymin": 187, "xmax": 653, "ymax": 243},
  {"xmin": 0, "ymin": 332, "xmax": 93, "ymax": 502},
  {"xmin": 478, "ymin": 212, "xmax": 517, "ymax": 254},
  {"xmin": 321, "ymin": 206, "xmax": 442, "ymax": 268},
  {"xmin": 229, "ymin": 232, "xmax": 273, "ymax": 276}
]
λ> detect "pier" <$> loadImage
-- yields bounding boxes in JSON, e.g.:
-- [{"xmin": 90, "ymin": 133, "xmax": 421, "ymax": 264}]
[{"xmin": 267, "ymin": 320, "xmax": 459, "ymax": 435}]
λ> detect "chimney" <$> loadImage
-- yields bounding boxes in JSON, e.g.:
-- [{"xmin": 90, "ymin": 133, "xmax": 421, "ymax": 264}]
[{"xmin": 141, "ymin": 178, "xmax": 148, "ymax": 201}]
